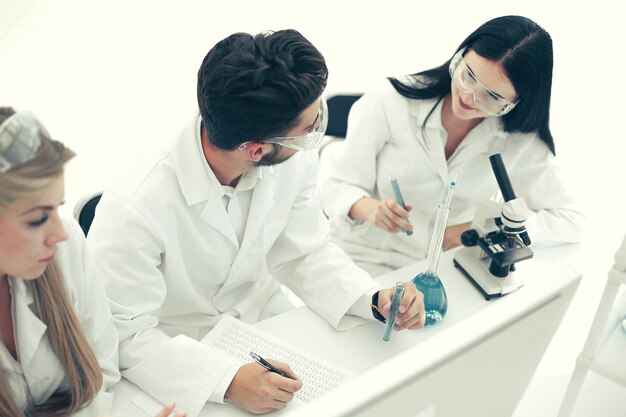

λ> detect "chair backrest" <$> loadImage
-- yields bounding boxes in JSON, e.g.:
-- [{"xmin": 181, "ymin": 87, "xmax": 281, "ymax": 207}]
[
  {"xmin": 325, "ymin": 94, "xmax": 362, "ymax": 138},
  {"xmin": 73, "ymin": 192, "xmax": 102, "ymax": 236}
]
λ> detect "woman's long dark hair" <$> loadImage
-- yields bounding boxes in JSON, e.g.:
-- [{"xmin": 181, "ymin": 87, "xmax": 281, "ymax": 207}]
[{"xmin": 389, "ymin": 15, "xmax": 555, "ymax": 154}]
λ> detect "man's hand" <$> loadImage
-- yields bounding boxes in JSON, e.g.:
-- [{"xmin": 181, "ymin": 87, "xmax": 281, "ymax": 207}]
[
  {"xmin": 225, "ymin": 361, "xmax": 303, "ymax": 414},
  {"xmin": 377, "ymin": 282, "xmax": 425, "ymax": 329}
]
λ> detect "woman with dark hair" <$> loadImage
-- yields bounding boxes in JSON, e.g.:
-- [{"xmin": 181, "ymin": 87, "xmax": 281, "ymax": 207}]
[
  {"xmin": 321, "ymin": 15, "xmax": 584, "ymax": 276},
  {"xmin": 0, "ymin": 108, "xmax": 186, "ymax": 417}
]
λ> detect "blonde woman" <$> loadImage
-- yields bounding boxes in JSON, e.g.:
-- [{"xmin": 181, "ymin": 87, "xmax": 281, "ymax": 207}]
[{"xmin": 0, "ymin": 108, "xmax": 185, "ymax": 417}]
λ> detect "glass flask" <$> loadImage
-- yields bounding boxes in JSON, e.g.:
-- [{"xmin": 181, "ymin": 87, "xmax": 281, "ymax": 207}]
[{"xmin": 412, "ymin": 203, "xmax": 450, "ymax": 325}]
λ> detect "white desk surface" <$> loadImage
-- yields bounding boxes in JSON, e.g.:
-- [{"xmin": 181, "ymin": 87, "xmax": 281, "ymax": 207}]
[{"xmin": 110, "ymin": 244, "xmax": 580, "ymax": 417}]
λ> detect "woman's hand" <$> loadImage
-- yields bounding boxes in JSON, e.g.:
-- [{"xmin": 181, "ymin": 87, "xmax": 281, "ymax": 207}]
[
  {"xmin": 97, "ymin": 403, "xmax": 187, "ymax": 417},
  {"xmin": 153, "ymin": 403, "xmax": 187, "ymax": 417},
  {"xmin": 443, "ymin": 222, "xmax": 472, "ymax": 250},
  {"xmin": 349, "ymin": 197, "xmax": 413, "ymax": 234}
]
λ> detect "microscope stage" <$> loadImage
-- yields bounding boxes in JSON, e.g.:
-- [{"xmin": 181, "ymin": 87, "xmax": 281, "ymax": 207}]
[{"xmin": 453, "ymin": 246, "xmax": 524, "ymax": 300}]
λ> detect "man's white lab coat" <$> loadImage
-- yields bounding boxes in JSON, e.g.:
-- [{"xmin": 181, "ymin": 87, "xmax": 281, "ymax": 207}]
[
  {"xmin": 0, "ymin": 219, "xmax": 119, "ymax": 416},
  {"xmin": 88, "ymin": 117, "xmax": 377, "ymax": 417}
]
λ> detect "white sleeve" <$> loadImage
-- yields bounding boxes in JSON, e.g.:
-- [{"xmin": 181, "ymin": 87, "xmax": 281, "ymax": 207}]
[
  {"xmin": 267, "ymin": 153, "xmax": 378, "ymax": 330},
  {"xmin": 88, "ymin": 195, "xmax": 240, "ymax": 417},
  {"xmin": 320, "ymin": 83, "xmax": 393, "ymax": 231},
  {"xmin": 509, "ymin": 141, "xmax": 585, "ymax": 246}
]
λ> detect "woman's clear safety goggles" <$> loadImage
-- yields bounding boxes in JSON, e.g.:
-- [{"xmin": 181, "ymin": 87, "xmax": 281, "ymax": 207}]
[
  {"xmin": 263, "ymin": 96, "xmax": 328, "ymax": 151},
  {"xmin": 449, "ymin": 48, "xmax": 518, "ymax": 116}
]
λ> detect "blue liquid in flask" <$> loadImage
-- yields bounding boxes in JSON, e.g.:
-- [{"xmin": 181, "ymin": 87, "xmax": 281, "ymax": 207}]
[{"xmin": 412, "ymin": 272, "xmax": 448, "ymax": 325}]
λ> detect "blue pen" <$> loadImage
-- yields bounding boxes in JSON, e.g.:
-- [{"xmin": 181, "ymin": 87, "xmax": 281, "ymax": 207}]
[
  {"xmin": 383, "ymin": 282, "xmax": 406, "ymax": 341},
  {"xmin": 388, "ymin": 172, "xmax": 413, "ymax": 236}
]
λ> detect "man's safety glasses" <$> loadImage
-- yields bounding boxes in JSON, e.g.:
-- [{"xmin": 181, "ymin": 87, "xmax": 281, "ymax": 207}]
[
  {"xmin": 263, "ymin": 97, "xmax": 328, "ymax": 151},
  {"xmin": 449, "ymin": 48, "xmax": 518, "ymax": 116}
]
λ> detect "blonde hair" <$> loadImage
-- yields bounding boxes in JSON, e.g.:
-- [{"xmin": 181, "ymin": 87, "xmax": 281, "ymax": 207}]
[{"xmin": 0, "ymin": 107, "xmax": 103, "ymax": 416}]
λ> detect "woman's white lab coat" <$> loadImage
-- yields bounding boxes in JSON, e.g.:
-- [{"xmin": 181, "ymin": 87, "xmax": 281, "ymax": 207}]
[
  {"xmin": 1, "ymin": 219, "xmax": 120, "ymax": 416},
  {"xmin": 88, "ymin": 117, "xmax": 377, "ymax": 417},
  {"xmin": 321, "ymin": 80, "xmax": 585, "ymax": 276}
]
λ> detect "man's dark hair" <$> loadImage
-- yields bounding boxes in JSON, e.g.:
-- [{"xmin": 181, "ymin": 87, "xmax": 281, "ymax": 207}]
[{"xmin": 197, "ymin": 29, "xmax": 328, "ymax": 150}]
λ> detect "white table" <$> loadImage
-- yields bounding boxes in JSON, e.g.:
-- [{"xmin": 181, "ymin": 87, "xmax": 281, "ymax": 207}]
[{"xmin": 111, "ymin": 244, "xmax": 581, "ymax": 417}]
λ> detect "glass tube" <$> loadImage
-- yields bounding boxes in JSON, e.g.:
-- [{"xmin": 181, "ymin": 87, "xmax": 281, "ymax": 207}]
[{"xmin": 382, "ymin": 282, "xmax": 406, "ymax": 341}]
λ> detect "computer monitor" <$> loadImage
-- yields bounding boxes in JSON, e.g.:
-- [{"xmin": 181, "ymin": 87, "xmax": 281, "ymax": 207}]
[{"xmin": 283, "ymin": 264, "xmax": 581, "ymax": 417}]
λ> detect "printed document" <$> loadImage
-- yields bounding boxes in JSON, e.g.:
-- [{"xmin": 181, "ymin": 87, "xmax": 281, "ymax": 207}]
[
  {"xmin": 129, "ymin": 315, "xmax": 354, "ymax": 416},
  {"xmin": 203, "ymin": 315, "xmax": 354, "ymax": 403}
]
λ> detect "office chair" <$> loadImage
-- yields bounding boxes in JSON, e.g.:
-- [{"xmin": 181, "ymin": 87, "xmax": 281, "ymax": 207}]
[
  {"xmin": 73, "ymin": 191, "xmax": 103, "ymax": 236},
  {"xmin": 319, "ymin": 94, "xmax": 362, "ymax": 154},
  {"xmin": 325, "ymin": 94, "xmax": 362, "ymax": 138}
]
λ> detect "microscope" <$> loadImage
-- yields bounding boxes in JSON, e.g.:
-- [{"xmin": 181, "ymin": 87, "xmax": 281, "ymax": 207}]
[{"xmin": 453, "ymin": 154, "xmax": 534, "ymax": 300}]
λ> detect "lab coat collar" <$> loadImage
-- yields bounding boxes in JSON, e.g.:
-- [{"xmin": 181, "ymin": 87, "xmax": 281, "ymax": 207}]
[
  {"xmin": 172, "ymin": 115, "xmax": 266, "ymax": 205},
  {"xmin": 453, "ymin": 116, "xmax": 506, "ymax": 156},
  {"xmin": 171, "ymin": 115, "xmax": 277, "ymax": 249},
  {"xmin": 199, "ymin": 161, "xmax": 265, "ymax": 249},
  {"xmin": 407, "ymin": 98, "xmax": 448, "ymax": 184},
  {"xmin": 171, "ymin": 116, "xmax": 213, "ymax": 207},
  {"xmin": 171, "ymin": 116, "xmax": 237, "ymax": 245},
  {"xmin": 449, "ymin": 117, "xmax": 506, "ymax": 184},
  {"xmin": 409, "ymin": 97, "xmax": 444, "ymax": 130},
  {"xmin": 202, "ymin": 158, "xmax": 264, "ymax": 200},
  {"xmin": 408, "ymin": 97, "xmax": 507, "ymax": 184},
  {"xmin": 239, "ymin": 167, "xmax": 278, "ymax": 255},
  {"xmin": 10, "ymin": 278, "xmax": 48, "ymax": 372},
  {"xmin": 408, "ymin": 96, "xmax": 506, "ymax": 141},
  {"xmin": 236, "ymin": 167, "xmax": 264, "ymax": 191}
]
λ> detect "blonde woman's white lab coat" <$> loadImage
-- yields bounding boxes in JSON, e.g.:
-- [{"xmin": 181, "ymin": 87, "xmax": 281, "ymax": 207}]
[
  {"xmin": 88, "ymin": 117, "xmax": 377, "ymax": 417},
  {"xmin": 320, "ymin": 80, "xmax": 585, "ymax": 276},
  {"xmin": 0, "ymin": 219, "xmax": 120, "ymax": 416}
]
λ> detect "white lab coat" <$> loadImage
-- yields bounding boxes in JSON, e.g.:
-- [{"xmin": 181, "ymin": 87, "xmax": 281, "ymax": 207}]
[
  {"xmin": 88, "ymin": 116, "xmax": 377, "ymax": 417},
  {"xmin": 0, "ymin": 218, "xmax": 120, "ymax": 416},
  {"xmin": 320, "ymin": 80, "xmax": 585, "ymax": 276}
]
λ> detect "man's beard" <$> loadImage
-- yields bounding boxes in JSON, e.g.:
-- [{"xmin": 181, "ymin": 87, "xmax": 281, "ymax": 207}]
[{"xmin": 254, "ymin": 144, "xmax": 292, "ymax": 166}]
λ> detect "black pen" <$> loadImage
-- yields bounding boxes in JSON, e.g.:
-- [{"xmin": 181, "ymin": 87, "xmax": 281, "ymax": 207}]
[{"xmin": 250, "ymin": 351, "xmax": 289, "ymax": 378}]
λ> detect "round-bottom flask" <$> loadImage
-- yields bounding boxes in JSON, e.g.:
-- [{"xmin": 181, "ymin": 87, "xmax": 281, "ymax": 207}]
[
  {"xmin": 411, "ymin": 203, "xmax": 450, "ymax": 325},
  {"xmin": 412, "ymin": 271, "xmax": 448, "ymax": 325}
]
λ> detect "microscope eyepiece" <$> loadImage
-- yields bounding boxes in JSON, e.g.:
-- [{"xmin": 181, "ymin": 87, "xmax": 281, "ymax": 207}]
[{"xmin": 489, "ymin": 154, "xmax": 516, "ymax": 202}]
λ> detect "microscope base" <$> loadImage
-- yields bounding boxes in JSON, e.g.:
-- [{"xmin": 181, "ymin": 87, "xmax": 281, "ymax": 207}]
[{"xmin": 453, "ymin": 246, "xmax": 524, "ymax": 300}]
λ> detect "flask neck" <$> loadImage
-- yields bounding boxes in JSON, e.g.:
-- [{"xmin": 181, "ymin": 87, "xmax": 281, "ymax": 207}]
[
  {"xmin": 424, "ymin": 253, "xmax": 440, "ymax": 276},
  {"xmin": 423, "ymin": 203, "xmax": 450, "ymax": 276}
]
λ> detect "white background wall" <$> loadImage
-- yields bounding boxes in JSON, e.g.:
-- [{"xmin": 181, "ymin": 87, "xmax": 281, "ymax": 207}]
[{"xmin": 1, "ymin": 0, "xmax": 625, "ymax": 412}]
